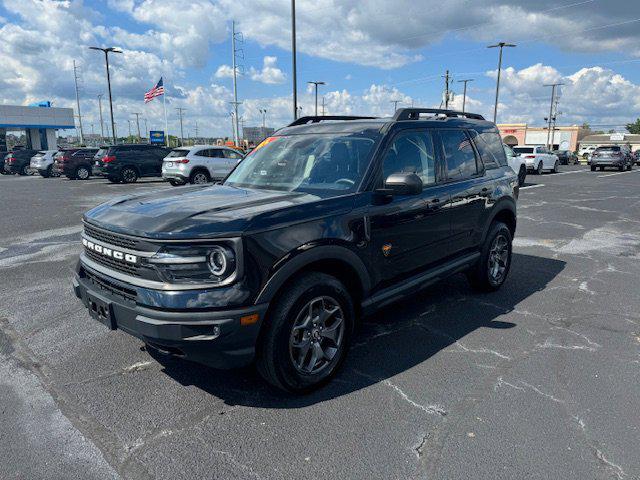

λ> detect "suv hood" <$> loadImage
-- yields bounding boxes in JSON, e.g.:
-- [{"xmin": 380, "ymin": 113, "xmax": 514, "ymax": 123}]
[{"xmin": 84, "ymin": 184, "xmax": 351, "ymax": 240}]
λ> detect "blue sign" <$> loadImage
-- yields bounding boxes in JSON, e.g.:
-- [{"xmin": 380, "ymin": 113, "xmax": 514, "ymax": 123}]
[{"xmin": 149, "ymin": 130, "xmax": 165, "ymax": 145}]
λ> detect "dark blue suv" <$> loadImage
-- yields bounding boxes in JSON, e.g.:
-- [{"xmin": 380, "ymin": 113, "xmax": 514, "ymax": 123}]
[{"xmin": 73, "ymin": 108, "xmax": 518, "ymax": 392}]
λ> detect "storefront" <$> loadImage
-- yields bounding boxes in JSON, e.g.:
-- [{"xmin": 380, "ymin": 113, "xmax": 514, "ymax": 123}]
[{"xmin": 498, "ymin": 123, "xmax": 586, "ymax": 151}]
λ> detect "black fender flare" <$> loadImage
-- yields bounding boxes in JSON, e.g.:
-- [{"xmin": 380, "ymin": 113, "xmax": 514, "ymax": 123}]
[
  {"xmin": 481, "ymin": 198, "xmax": 517, "ymax": 243},
  {"xmin": 254, "ymin": 244, "xmax": 372, "ymax": 305}
]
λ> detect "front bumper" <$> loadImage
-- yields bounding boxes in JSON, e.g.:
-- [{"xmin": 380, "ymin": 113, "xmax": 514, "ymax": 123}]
[{"xmin": 74, "ymin": 261, "xmax": 268, "ymax": 369}]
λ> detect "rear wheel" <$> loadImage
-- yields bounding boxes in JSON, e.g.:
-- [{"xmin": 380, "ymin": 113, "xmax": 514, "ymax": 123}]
[
  {"xmin": 536, "ymin": 161, "xmax": 543, "ymax": 175},
  {"xmin": 517, "ymin": 165, "xmax": 526, "ymax": 186},
  {"xmin": 190, "ymin": 170, "xmax": 210, "ymax": 184},
  {"xmin": 40, "ymin": 165, "xmax": 52, "ymax": 178},
  {"xmin": 256, "ymin": 272, "xmax": 354, "ymax": 393},
  {"xmin": 76, "ymin": 165, "xmax": 90, "ymax": 180},
  {"xmin": 619, "ymin": 165, "xmax": 624, "ymax": 172},
  {"xmin": 467, "ymin": 221, "xmax": 512, "ymax": 292},
  {"xmin": 121, "ymin": 167, "xmax": 138, "ymax": 183},
  {"xmin": 551, "ymin": 160, "xmax": 558, "ymax": 173},
  {"xmin": 19, "ymin": 164, "xmax": 29, "ymax": 176},
  {"xmin": 591, "ymin": 165, "xmax": 596, "ymax": 171}
]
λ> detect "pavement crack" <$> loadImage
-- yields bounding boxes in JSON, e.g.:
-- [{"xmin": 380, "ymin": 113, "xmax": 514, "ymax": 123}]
[
  {"xmin": 413, "ymin": 433, "xmax": 429, "ymax": 458},
  {"xmin": 494, "ymin": 377, "xmax": 564, "ymax": 404}
]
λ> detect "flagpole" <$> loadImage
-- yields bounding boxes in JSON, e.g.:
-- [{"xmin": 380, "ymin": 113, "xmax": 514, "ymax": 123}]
[{"xmin": 163, "ymin": 78, "xmax": 169, "ymax": 147}]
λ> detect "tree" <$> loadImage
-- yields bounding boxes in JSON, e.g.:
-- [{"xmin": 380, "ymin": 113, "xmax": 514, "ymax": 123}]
[{"xmin": 625, "ymin": 118, "xmax": 640, "ymax": 134}]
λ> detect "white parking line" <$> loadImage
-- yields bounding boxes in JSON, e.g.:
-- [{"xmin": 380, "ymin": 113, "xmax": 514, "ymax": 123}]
[
  {"xmin": 598, "ymin": 170, "xmax": 640, "ymax": 178},
  {"xmin": 551, "ymin": 170, "xmax": 589, "ymax": 176},
  {"xmin": 520, "ymin": 184, "xmax": 545, "ymax": 190}
]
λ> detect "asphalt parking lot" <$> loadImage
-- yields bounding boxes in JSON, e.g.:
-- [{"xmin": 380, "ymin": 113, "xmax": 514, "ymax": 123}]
[{"xmin": 1, "ymin": 166, "xmax": 639, "ymax": 480}]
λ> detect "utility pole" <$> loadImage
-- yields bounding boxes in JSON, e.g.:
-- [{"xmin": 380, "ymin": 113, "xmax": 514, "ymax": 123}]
[
  {"xmin": 291, "ymin": 0, "xmax": 298, "ymax": 120},
  {"xmin": 195, "ymin": 121, "xmax": 199, "ymax": 143},
  {"xmin": 390, "ymin": 99, "xmax": 401, "ymax": 113},
  {"xmin": 97, "ymin": 94, "xmax": 105, "ymax": 143},
  {"xmin": 143, "ymin": 118, "xmax": 148, "ymax": 142},
  {"xmin": 321, "ymin": 96, "xmax": 325, "ymax": 116},
  {"xmin": 131, "ymin": 112, "xmax": 142, "ymax": 143},
  {"xmin": 443, "ymin": 70, "xmax": 451, "ymax": 109},
  {"xmin": 89, "ymin": 47, "xmax": 122, "ymax": 145},
  {"xmin": 307, "ymin": 81, "xmax": 325, "ymax": 116},
  {"xmin": 127, "ymin": 119, "xmax": 132, "ymax": 141},
  {"xmin": 544, "ymin": 83, "xmax": 564, "ymax": 149},
  {"xmin": 488, "ymin": 42, "xmax": 516, "ymax": 123},
  {"xmin": 73, "ymin": 60, "xmax": 84, "ymax": 144},
  {"xmin": 457, "ymin": 79, "xmax": 474, "ymax": 113},
  {"xmin": 231, "ymin": 20, "xmax": 243, "ymax": 146},
  {"xmin": 175, "ymin": 107, "xmax": 186, "ymax": 146}
]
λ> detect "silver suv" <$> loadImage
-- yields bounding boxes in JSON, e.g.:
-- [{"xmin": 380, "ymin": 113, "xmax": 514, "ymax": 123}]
[{"xmin": 162, "ymin": 145, "xmax": 244, "ymax": 186}]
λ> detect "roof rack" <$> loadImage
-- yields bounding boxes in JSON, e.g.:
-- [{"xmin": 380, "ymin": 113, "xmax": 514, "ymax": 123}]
[
  {"xmin": 288, "ymin": 115, "xmax": 377, "ymax": 127},
  {"xmin": 392, "ymin": 108, "xmax": 485, "ymax": 121}
]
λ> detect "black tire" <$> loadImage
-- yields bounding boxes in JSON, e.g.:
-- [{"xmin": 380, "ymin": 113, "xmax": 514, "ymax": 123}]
[
  {"xmin": 19, "ymin": 164, "xmax": 29, "ymax": 176},
  {"xmin": 536, "ymin": 161, "xmax": 543, "ymax": 175},
  {"xmin": 599, "ymin": 166, "xmax": 604, "ymax": 171},
  {"xmin": 467, "ymin": 221, "xmax": 513, "ymax": 292},
  {"xmin": 256, "ymin": 272, "xmax": 355, "ymax": 393},
  {"xmin": 107, "ymin": 176, "xmax": 121, "ymax": 183},
  {"xmin": 618, "ymin": 165, "xmax": 624, "ymax": 172},
  {"xmin": 591, "ymin": 165, "xmax": 596, "ymax": 171},
  {"xmin": 75, "ymin": 165, "xmax": 90, "ymax": 180},
  {"xmin": 627, "ymin": 163, "xmax": 632, "ymax": 171},
  {"xmin": 121, "ymin": 167, "xmax": 138, "ymax": 183},
  {"xmin": 190, "ymin": 169, "xmax": 211, "ymax": 184},
  {"xmin": 517, "ymin": 166, "xmax": 526, "ymax": 187},
  {"xmin": 551, "ymin": 160, "xmax": 558, "ymax": 173},
  {"xmin": 40, "ymin": 165, "xmax": 52, "ymax": 178},
  {"xmin": 168, "ymin": 179, "xmax": 184, "ymax": 186}
]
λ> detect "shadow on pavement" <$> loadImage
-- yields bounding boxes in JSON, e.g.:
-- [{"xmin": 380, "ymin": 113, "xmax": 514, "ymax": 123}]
[{"xmin": 151, "ymin": 252, "xmax": 565, "ymax": 407}]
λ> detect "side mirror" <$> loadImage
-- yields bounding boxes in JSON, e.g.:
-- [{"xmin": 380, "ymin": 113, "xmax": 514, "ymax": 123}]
[{"xmin": 384, "ymin": 172, "xmax": 423, "ymax": 196}]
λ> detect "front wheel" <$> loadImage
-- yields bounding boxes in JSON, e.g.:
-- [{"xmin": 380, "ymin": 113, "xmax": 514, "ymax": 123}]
[
  {"xmin": 19, "ymin": 164, "xmax": 29, "ymax": 176},
  {"xmin": 467, "ymin": 222, "xmax": 512, "ymax": 292},
  {"xmin": 256, "ymin": 272, "xmax": 354, "ymax": 393},
  {"xmin": 190, "ymin": 170, "xmax": 210, "ymax": 184},
  {"xmin": 551, "ymin": 160, "xmax": 558, "ymax": 173},
  {"xmin": 121, "ymin": 167, "xmax": 138, "ymax": 183},
  {"xmin": 76, "ymin": 165, "xmax": 90, "ymax": 180},
  {"xmin": 536, "ymin": 161, "xmax": 543, "ymax": 175}
]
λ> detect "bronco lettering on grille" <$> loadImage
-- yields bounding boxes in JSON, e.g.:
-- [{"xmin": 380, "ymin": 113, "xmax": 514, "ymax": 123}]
[{"xmin": 82, "ymin": 238, "xmax": 138, "ymax": 264}]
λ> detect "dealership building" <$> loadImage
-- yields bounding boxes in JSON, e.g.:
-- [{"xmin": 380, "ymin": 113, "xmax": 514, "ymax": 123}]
[{"xmin": 0, "ymin": 103, "xmax": 75, "ymax": 153}]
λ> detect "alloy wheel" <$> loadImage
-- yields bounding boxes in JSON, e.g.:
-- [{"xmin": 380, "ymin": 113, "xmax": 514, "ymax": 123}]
[
  {"xmin": 192, "ymin": 172, "xmax": 209, "ymax": 184},
  {"xmin": 289, "ymin": 296, "xmax": 345, "ymax": 375},
  {"xmin": 77, "ymin": 167, "xmax": 89, "ymax": 180},
  {"xmin": 488, "ymin": 233, "xmax": 510, "ymax": 285}
]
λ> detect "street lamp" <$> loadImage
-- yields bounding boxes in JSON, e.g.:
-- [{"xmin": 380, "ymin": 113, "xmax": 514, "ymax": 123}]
[
  {"xmin": 487, "ymin": 42, "xmax": 516, "ymax": 123},
  {"xmin": 457, "ymin": 79, "xmax": 474, "ymax": 113},
  {"xmin": 89, "ymin": 47, "xmax": 122, "ymax": 145},
  {"xmin": 97, "ymin": 94, "xmax": 105, "ymax": 143},
  {"xmin": 291, "ymin": 0, "xmax": 297, "ymax": 120},
  {"xmin": 307, "ymin": 81, "xmax": 325, "ymax": 116}
]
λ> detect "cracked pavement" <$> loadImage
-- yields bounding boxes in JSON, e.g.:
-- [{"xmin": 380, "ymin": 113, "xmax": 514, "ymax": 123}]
[{"xmin": 1, "ymin": 166, "xmax": 639, "ymax": 479}]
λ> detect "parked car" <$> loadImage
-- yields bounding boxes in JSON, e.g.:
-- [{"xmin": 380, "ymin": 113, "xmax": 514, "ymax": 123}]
[
  {"xmin": 0, "ymin": 151, "xmax": 8, "ymax": 174},
  {"xmin": 73, "ymin": 108, "xmax": 518, "ymax": 392},
  {"xmin": 29, "ymin": 150, "xmax": 60, "ymax": 177},
  {"xmin": 633, "ymin": 150, "xmax": 640, "ymax": 165},
  {"xmin": 162, "ymin": 145, "xmax": 244, "ymax": 186},
  {"xmin": 52, "ymin": 148, "xmax": 99, "ymax": 179},
  {"xmin": 512, "ymin": 145, "xmax": 559, "ymax": 174},
  {"xmin": 3, "ymin": 149, "xmax": 39, "ymax": 175},
  {"xmin": 589, "ymin": 145, "xmax": 634, "ymax": 172},
  {"xmin": 554, "ymin": 150, "xmax": 579, "ymax": 165},
  {"xmin": 93, "ymin": 144, "xmax": 171, "ymax": 183},
  {"xmin": 578, "ymin": 145, "xmax": 596, "ymax": 159},
  {"xmin": 503, "ymin": 144, "xmax": 527, "ymax": 186}
]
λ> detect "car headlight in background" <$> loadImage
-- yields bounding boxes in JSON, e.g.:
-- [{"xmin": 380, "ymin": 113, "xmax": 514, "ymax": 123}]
[{"xmin": 145, "ymin": 239, "xmax": 241, "ymax": 286}]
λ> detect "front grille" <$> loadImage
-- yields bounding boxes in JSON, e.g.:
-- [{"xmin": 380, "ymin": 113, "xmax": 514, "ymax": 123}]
[
  {"xmin": 85, "ymin": 248, "xmax": 140, "ymax": 276},
  {"xmin": 83, "ymin": 267, "xmax": 137, "ymax": 302},
  {"xmin": 84, "ymin": 223, "xmax": 138, "ymax": 249}
]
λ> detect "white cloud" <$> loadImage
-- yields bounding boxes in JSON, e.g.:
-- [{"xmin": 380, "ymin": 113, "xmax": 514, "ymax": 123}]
[
  {"xmin": 214, "ymin": 64, "xmax": 236, "ymax": 79},
  {"xmin": 249, "ymin": 56, "xmax": 286, "ymax": 85}
]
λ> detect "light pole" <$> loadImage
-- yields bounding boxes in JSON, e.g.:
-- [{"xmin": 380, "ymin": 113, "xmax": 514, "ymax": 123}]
[
  {"xmin": 457, "ymin": 79, "xmax": 474, "ymax": 113},
  {"xmin": 97, "ymin": 94, "xmax": 105, "ymax": 143},
  {"xmin": 89, "ymin": 47, "xmax": 122, "ymax": 145},
  {"xmin": 544, "ymin": 83, "xmax": 564, "ymax": 149},
  {"xmin": 390, "ymin": 99, "xmax": 401, "ymax": 113},
  {"xmin": 175, "ymin": 107, "xmax": 186, "ymax": 146},
  {"xmin": 143, "ymin": 118, "xmax": 148, "ymax": 142},
  {"xmin": 307, "ymin": 81, "xmax": 325, "ymax": 116},
  {"xmin": 488, "ymin": 42, "xmax": 516, "ymax": 123},
  {"xmin": 291, "ymin": 0, "xmax": 297, "ymax": 120},
  {"xmin": 259, "ymin": 108, "xmax": 267, "ymax": 137}
]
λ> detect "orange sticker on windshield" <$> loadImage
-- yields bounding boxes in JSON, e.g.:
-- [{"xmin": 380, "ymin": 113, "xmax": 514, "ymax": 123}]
[{"xmin": 253, "ymin": 136, "xmax": 280, "ymax": 152}]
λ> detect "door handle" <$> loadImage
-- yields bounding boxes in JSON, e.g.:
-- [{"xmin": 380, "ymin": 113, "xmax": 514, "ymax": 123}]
[{"xmin": 426, "ymin": 198, "xmax": 442, "ymax": 210}]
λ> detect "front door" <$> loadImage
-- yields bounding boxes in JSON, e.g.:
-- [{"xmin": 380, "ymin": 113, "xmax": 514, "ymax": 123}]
[{"xmin": 369, "ymin": 128, "xmax": 451, "ymax": 286}]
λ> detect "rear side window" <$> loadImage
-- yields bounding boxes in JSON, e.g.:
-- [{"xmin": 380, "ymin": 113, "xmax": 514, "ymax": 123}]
[
  {"xmin": 382, "ymin": 129, "xmax": 436, "ymax": 186},
  {"xmin": 95, "ymin": 149, "xmax": 108, "ymax": 157},
  {"xmin": 471, "ymin": 130, "xmax": 507, "ymax": 169},
  {"xmin": 223, "ymin": 149, "xmax": 244, "ymax": 160},
  {"xmin": 167, "ymin": 149, "xmax": 190, "ymax": 158},
  {"xmin": 513, "ymin": 147, "xmax": 534, "ymax": 154},
  {"xmin": 439, "ymin": 129, "xmax": 478, "ymax": 181}
]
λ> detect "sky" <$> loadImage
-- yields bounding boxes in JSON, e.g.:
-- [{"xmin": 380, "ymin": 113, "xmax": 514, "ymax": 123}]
[{"xmin": 1, "ymin": 0, "xmax": 640, "ymax": 138}]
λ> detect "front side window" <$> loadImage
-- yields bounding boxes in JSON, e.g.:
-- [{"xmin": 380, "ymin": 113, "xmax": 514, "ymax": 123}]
[
  {"xmin": 224, "ymin": 149, "xmax": 244, "ymax": 159},
  {"xmin": 440, "ymin": 129, "xmax": 478, "ymax": 180},
  {"xmin": 225, "ymin": 133, "xmax": 379, "ymax": 194},
  {"xmin": 382, "ymin": 130, "xmax": 436, "ymax": 186}
]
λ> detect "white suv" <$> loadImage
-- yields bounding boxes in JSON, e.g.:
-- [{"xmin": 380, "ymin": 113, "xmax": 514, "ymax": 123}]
[
  {"xmin": 162, "ymin": 145, "xmax": 244, "ymax": 186},
  {"xmin": 29, "ymin": 150, "xmax": 59, "ymax": 177},
  {"xmin": 512, "ymin": 145, "xmax": 559, "ymax": 175}
]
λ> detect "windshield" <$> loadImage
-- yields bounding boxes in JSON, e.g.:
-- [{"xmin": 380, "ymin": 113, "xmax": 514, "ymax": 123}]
[
  {"xmin": 166, "ymin": 149, "xmax": 190, "ymax": 158},
  {"xmin": 513, "ymin": 147, "xmax": 534, "ymax": 154},
  {"xmin": 224, "ymin": 133, "xmax": 379, "ymax": 194}
]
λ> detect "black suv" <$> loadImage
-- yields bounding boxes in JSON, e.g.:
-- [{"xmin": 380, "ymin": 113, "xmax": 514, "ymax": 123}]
[
  {"xmin": 73, "ymin": 109, "xmax": 518, "ymax": 392},
  {"xmin": 93, "ymin": 144, "xmax": 170, "ymax": 183},
  {"xmin": 3, "ymin": 149, "xmax": 38, "ymax": 175}
]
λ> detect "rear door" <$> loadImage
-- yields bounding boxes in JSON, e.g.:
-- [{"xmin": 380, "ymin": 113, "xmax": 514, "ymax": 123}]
[
  {"xmin": 207, "ymin": 148, "xmax": 229, "ymax": 179},
  {"xmin": 436, "ymin": 128, "xmax": 493, "ymax": 255}
]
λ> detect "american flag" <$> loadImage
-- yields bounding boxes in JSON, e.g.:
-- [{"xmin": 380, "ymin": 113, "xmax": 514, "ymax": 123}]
[{"xmin": 144, "ymin": 77, "xmax": 165, "ymax": 103}]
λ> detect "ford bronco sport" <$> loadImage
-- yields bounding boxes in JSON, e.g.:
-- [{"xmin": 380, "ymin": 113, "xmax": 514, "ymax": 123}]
[{"xmin": 73, "ymin": 108, "xmax": 518, "ymax": 392}]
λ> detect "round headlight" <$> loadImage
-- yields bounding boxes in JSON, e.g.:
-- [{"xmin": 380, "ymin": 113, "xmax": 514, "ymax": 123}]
[{"xmin": 207, "ymin": 246, "xmax": 231, "ymax": 276}]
